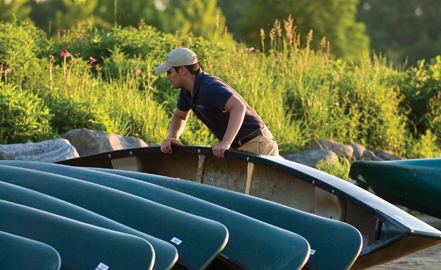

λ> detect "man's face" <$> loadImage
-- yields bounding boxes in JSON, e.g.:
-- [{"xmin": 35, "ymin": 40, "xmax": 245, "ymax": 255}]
[{"xmin": 166, "ymin": 67, "xmax": 182, "ymax": 89}]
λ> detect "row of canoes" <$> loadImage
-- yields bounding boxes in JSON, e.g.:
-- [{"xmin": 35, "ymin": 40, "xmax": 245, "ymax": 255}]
[{"xmin": 1, "ymin": 146, "xmax": 441, "ymax": 269}]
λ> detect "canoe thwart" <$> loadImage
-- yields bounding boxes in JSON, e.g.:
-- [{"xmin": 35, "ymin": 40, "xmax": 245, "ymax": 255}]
[
  {"xmin": 196, "ymin": 155, "xmax": 206, "ymax": 183},
  {"xmin": 245, "ymin": 162, "xmax": 256, "ymax": 195}
]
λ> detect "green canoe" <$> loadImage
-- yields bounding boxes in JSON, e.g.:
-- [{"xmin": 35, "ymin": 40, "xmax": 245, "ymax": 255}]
[
  {"xmin": 1, "ymin": 161, "xmax": 311, "ymax": 270},
  {"xmin": 349, "ymin": 158, "xmax": 441, "ymax": 219},
  {"xmin": 0, "ymin": 230, "xmax": 61, "ymax": 270},
  {"xmin": 0, "ymin": 164, "xmax": 227, "ymax": 270},
  {"xmin": 0, "ymin": 199, "xmax": 154, "ymax": 270},
  {"xmin": 57, "ymin": 146, "xmax": 441, "ymax": 269},
  {"xmin": 91, "ymin": 167, "xmax": 362, "ymax": 270},
  {"xmin": 0, "ymin": 180, "xmax": 178, "ymax": 270}
]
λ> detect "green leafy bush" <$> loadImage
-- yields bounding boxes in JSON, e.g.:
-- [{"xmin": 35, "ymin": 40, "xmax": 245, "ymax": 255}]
[
  {"xmin": 0, "ymin": 20, "xmax": 51, "ymax": 88},
  {"xmin": 397, "ymin": 56, "xmax": 441, "ymax": 138},
  {"xmin": 0, "ymin": 83, "xmax": 54, "ymax": 144},
  {"xmin": 48, "ymin": 95, "xmax": 111, "ymax": 134}
]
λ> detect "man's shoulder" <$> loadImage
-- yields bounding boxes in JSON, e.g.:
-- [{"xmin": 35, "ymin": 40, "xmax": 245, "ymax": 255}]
[{"xmin": 199, "ymin": 72, "xmax": 229, "ymax": 90}]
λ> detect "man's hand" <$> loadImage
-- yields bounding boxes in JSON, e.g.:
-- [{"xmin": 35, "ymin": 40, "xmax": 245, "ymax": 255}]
[
  {"xmin": 161, "ymin": 138, "xmax": 183, "ymax": 154},
  {"xmin": 211, "ymin": 142, "xmax": 230, "ymax": 159}
]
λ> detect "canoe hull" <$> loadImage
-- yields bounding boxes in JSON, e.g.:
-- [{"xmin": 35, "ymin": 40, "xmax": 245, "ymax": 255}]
[
  {"xmin": 349, "ymin": 159, "xmax": 441, "ymax": 219},
  {"xmin": 0, "ymin": 230, "xmax": 61, "ymax": 270},
  {"xmin": 0, "ymin": 200, "xmax": 154, "ymax": 270}
]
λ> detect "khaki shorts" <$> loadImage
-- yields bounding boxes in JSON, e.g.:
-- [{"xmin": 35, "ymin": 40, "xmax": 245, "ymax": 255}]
[{"xmin": 232, "ymin": 127, "xmax": 279, "ymax": 157}]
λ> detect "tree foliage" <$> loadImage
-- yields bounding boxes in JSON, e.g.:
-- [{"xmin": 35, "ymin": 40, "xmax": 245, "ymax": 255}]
[
  {"xmin": 357, "ymin": 0, "xmax": 441, "ymax": 66},
  {"xmin": 235, "ymin": 0, "xmax": 370, "ymax": 61},
  {"xmin": 0, "ymin": 0, "xmax": 32, "ymax": 23},
  {"xmin": 154, "ymin": 0, "xmax": 232, "ymax": 41}
]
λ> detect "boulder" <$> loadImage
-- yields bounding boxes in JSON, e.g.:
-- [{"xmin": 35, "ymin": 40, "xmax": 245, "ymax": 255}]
[
  {"xmin": 304, "ymin": 139, "xmax": 353, "ymax": 160},
  {"xmin": 347, "ymin": 144, "xmax": 366, "ymax": 160},
  {"xmin": 361, "ymin": 150, "xmax": 383, "ymax": 161},
  {"xmin": 373, "ymin": 150, "xmax": 406, "ymax": 161},
  {"xmin": 283, "ymin": 150, "xmax": 338, "ymax": 168},
  {"xmin": 0, "ymin": 151, "xmax": 15, "ymax": 160},
  {"xmin": 0, "ymin": 138, "xmax": 79, "ymax": 162},
  {"xmin": 62, "ymin": 129, "xmax": 148, "ymax": 156}
]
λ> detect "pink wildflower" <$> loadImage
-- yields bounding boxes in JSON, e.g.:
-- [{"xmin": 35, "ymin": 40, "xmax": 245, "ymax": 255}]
[
  {"xmin": 151, "ymin": 75, "xmax": 158, "ymax": 79},
  {"xmin": 0, "ymin": 67, "xmax": 11, "ymax": 73},
  {"xmin": 60, "ymin": 50, "xmax": 71, "ymax": 57},
  {"xmin": 134, "ymin": 67, "xmax": 141, "ymax": 73},
  {"xmin": 90, "ymin": 57, "xmax": 97, "ymax": 62},
  {"xmin": 246, "ymin": 47, "xmax": 255, "ymax": 52}
]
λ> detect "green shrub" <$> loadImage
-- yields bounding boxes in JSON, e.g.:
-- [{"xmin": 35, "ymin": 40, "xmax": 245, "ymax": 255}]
[
  {"xmin": 0, "ymin": 20, "xmax": 51, "ymax": 89},
  {"xmin": 48, "ymin": 95, "xmax": 111, "ymax": 135},
  {"xmin": 316, "ymin": 156, "xmax": 352, "ymax": 180},
  {"xmin": 397, "ymin": 56, "xmax": 441, "ymax": 138},
  {"xmin": 0, "ymin": 83, "xmax": 54, "ymax": 144}
]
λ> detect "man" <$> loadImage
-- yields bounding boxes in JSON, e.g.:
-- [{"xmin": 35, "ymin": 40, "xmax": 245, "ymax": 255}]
[{"xmin": 155, "ymin": 47, "xmax": 279, "ymax": 158}]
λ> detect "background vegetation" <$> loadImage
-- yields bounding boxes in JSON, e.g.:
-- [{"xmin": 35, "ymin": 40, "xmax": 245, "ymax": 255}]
[{"xmin": 0, "ymin": 0, "xmax": 440, "ymax": 178}]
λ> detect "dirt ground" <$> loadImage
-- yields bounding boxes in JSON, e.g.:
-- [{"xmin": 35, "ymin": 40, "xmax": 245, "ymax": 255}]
[{"xmin": 370, "ymin": 215, "xmax": 441, "ymax": 269}]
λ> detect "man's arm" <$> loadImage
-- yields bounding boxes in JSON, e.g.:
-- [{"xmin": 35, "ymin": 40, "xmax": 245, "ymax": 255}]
[
  {"xmin": 211, "ymin": 95, "xmax": 246, "ymax": 158},
  {"xmin": 161, "ymin": 108, "xmax": 191, "ymax": 154}
]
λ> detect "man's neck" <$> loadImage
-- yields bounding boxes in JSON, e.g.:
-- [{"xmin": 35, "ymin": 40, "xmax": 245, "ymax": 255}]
[{"xmin": 183, "ymin": 75, "xmax": 197, "ymax": 94}]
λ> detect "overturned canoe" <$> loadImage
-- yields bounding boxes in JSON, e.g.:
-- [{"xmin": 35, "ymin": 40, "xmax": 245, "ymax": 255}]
[
  {"xmin": 349, "ymin": 158, "xmax": 441, "ymax": 219},
  {"xmin": 0, "ymin": 180, "xmax": 178, "ymax": 270},
  {"xmin": 58, "ymin": 146, "xmax": 441, "ymax": 269},
  {"xmin": 0, "ymin": 230, "xmax": 61, "ymax": 270},
  {"xmin": 0, "ymin": 199, "xmax": 154, "ymax": 270},
  {"xmin": 0, "ymin": 164, "xmax": 227, "ymax": 270},
  {"xmin": 1, "ymin": 161, "xmax": 311, "ymax": 270}
]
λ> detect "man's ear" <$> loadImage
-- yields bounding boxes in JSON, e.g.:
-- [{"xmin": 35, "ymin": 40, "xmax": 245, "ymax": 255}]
[{"xmin": 180, "ymin": 66, "xmax": 187, "ymax": 75}]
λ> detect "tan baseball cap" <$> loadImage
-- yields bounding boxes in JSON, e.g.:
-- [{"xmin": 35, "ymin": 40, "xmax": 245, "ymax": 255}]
[{"xmin": 154, "ymin": 47, "xmax": 198, "ymax": 74}]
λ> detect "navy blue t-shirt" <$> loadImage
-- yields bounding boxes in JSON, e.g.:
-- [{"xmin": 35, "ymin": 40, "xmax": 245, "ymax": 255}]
[{"xmin": 177, "ymin": 69, "xmax": 264, "ymax": 142}]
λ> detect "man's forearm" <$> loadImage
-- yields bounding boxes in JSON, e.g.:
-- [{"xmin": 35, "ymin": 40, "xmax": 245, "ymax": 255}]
[
  {"xmin": 168, "ymin": 116, "xmax": 186, "ymax": 139},
  {"xmin": 222, "ymin": 105, "xmax": 246, "ymax": 146}
]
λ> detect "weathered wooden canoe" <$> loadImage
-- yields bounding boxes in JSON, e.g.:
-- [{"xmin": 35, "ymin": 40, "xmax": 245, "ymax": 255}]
[
  {"xmin": 58, "ymin": 146, "xmax": 441, "ymax": 269},
  {"xmin": 0, "ymin": 230, "xmax": 61, "ymax": 270},
  {"xmin": 0, "ymin": 179, "xmax": 178, "ymax": 270},
  {"xmin": 1, "ymin": 161, "xmax": 311, "ymax": 270},
  {"xmin": 0, "ymin": 199, "xmax": 154, "ymax": 270},
  {"xmin": 0, "ymin": 164, "xmax": 227, "ymax": 270},
  {"xmin": 349, "ymin": 158, "xmax": 441, "ymax": 219}
]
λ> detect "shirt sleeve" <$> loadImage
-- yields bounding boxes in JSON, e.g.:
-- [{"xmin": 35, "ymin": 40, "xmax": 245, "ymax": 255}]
[
  {"xmin": 177, "ymin": 89, "xmax": 191, "ymax": 111},
  {"xmin": 203, "ymin": 82, "xmax": 234, "ymax": 111}
]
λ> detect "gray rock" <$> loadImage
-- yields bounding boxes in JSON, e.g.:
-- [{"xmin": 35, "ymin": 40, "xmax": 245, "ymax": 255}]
[
  {"xmin": 362, "ymin": 150, "xmax": 383, "ymax": 161},
  {"xmin": 347, "ymin": 144, "xmax": 366, "ymax": 160},
  {"xmin": 0, "ymin": 151, "xmax": 15, "ymax": 160},
  {"xmin": 0, "ymin": 138, "xmax": 79, "ymax": 162},
  {"xmin": 304, "ymin": 139, "xmax": 353, "ymax": 160},
  {"xmin": 373, "ymin": 150, "xmax": 406, "ymax": 160},
  {"xmin": 62, "ymin": 129, "xmax": 148, "ymax": 156},
  {"xmin": 283, "ymin": 150, "xmax": 338, "ymax": 168}
]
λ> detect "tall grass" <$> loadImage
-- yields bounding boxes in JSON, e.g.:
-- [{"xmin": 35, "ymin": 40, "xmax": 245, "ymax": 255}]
[{"xmin": 1, "ymin": 20, "xmax": 440, "ymax": 160}]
